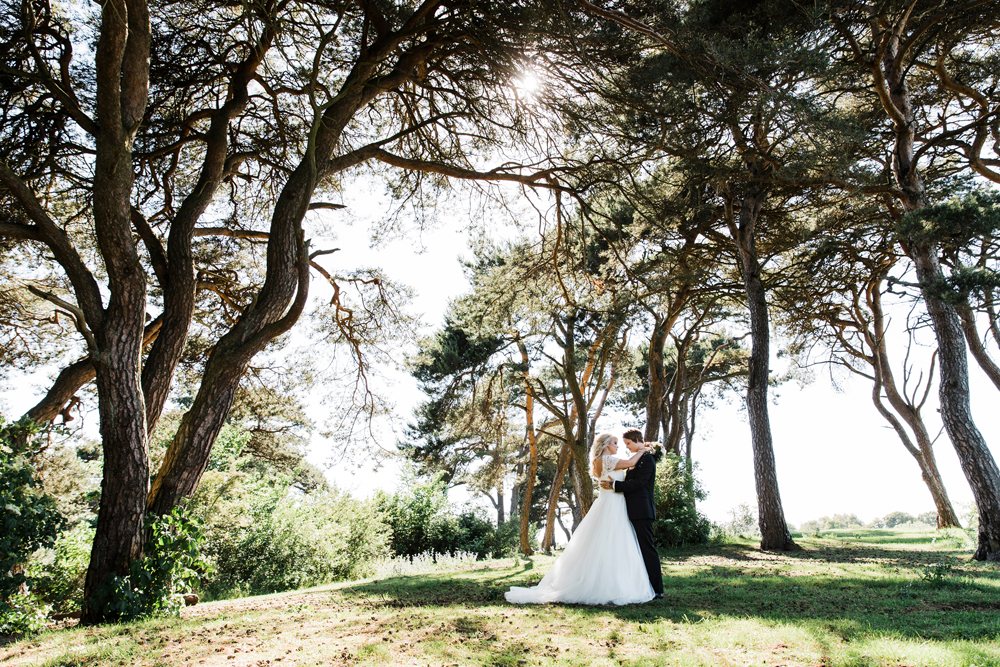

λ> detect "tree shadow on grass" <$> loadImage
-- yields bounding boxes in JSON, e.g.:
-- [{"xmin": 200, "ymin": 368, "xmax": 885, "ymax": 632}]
[{"xmin": 335, "ymin": 543, "xmax": 1000, "ymax": 643}]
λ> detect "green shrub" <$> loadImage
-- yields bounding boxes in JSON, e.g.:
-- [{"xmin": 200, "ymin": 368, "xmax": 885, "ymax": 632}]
[
  {"xmin": 27, "ymin": 523, "xmax": 94, "ymax": 615},
  {"xmin": 1, "ymin": 418, "xmax": 65, "ymax": 634},
  {"xmin": 87, "ymin": 505, "xmax": 212, "ymax": 621},
  {"xmin": 373, "ymin": 477, "xmax": 523, "ymax": 559},
  {"xmin": 192, "ymin": 471, "xmax": 388, "ymax": 598},
  {"xmin": 0, "ymin": 592, "xmax": 49, "ymax": 635},
  {"xmin": 652, "ymin": 454, "xmax": 711, "ymax": 548}
]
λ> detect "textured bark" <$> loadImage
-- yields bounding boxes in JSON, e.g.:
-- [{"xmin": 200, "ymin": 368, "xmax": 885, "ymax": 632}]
[
  {"xmin": 663, "ymin": 336, "xmax": 689, "ymax": 456},
  {"xmin": 911, "ymin": 246, "xmax": 1000, "ymax": 559},
  {"xmin": 874, "ymin": 17, "xmax": 1000, "ymax": 560},
  {"xmin": 147, "ymin": 223, "xmax": 309, "ymax": 516},
  {"xmin": 80, "ymin": 0, "xmax": 152, "ymax": 624},
  {"xmin": 985, "ymin": 293, "xmax": 1000, "ymax": 350},
  {"xmin": 956, "ymin": 304, "xmax": 1000, "ymax": 393},
  {"xmin": 23, "ymin": 318, "xmax": 162, "ymax": 424},
  {"xmin": 496, "ymin": 486, "xmax": 505, "ymax": 526},
  {"xmin": 728, "ymin": 184, "xmax": 798, "ymax": 552},
  {"xmin": 540, "ymin": 441, "xmax": 572, "ymax": 552},
  {"xmin": 645, "ymin": 315, "xmax": 670, "ymax": 442},
  {"xmin": 558, "ymin": 312, "xmax": 595, "ymax": 516},
  {"xmin": 518, "ymin": 341, "xmax": 538, "ymax": 556}
]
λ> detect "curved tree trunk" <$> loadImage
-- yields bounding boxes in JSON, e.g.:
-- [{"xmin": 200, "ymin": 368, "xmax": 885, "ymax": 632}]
[
  {"xmin": 147, "ymin": 224, "xmax": 309, "ymax": 516},
  {"xmin": 911, "ymin": 246, "xmax": 1000, "ymax": 559},
  {"xmin": 540, "ymin": 441, "xmax": 572, "ymax": 552},
  {"xmin": 139, "ymin": 25, "xmax": 276, "ymax": 437},
  {"xmin": 877, "ymin": 26, "xmax": 1000, "ymax": 559},
  {"xmin": 867, "ymin": 285, "xmax": 962, "ymax": 528},
  {"xmin": 146, "ymin": 24, "xmax": 424, "ymax": 515},
  {"xmin": 518, "ymin": 342, "xmax": 540, "ymax": 555},
  {"xmin": 728, "ymin": 183, "xmax": 798, "ymax": 552},
  {"xmin": 869, "ymin": 369, "xmax": 962, "ymax": 528},
  {"xmin": 77, "ymin": 0, "xmax": 152, "ymax": 624}
]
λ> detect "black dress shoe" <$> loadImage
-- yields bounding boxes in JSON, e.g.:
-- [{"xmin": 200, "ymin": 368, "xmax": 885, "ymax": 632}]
[{"xmin": 653, "ymin": 593, "xmax": 664, "ymax": 599}]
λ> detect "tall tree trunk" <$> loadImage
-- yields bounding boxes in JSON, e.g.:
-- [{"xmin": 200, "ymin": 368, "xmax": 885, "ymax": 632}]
[
  {"xmin": 663, "ymin": 337, "xmax": 688, "ymax": 455},
  {"xmin": 497, "ymin": 480, "xmax": 505, "ymax": 527},
  {"xmin": 568, "ymin": 457, "xmax": 585, "ymax": 529},
  {"xmin": 509, "ymin": 460, "xmax": 522, "ymax": 523},
  {"xmin": 910, "ymin": 246, "xmax": 1000, "ymax": 559},
  {"xmin": 878, "ymin": 29, "xmax": 1000, "ymax": 560},
  {"xmin": 867, "ymin": 284, "xmax": 962, "ymax": 528},
  {"xmin": 645, "ymin": 315, "xmax": 670, "ymax": 442},
  {"xmin": 79, "ymin": 0, "xmax": 152, "ymax": 624},
  {"xmin": 727, "ymin": 183, "xmax": 798, "ymax": 552},
  {"xmin": 518, "ymin": 341, "xmax": 538, "ymax": 556},
  {"xmin": 540, "ymin": 442, "xmax": 572, "ymax": 552}
]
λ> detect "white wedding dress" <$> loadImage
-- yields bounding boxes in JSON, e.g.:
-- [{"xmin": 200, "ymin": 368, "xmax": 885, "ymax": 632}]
[{"xmin": 505, "ymin": 455, "xmax": 655, "ymax": 605}]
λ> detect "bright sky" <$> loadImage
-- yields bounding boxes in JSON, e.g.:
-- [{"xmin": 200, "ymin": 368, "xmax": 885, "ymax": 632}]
[
  {"xmin": 307, "ymin": 185, "xmax": 998, "ymax": 529},
  {"xmin": 3, "ymin": 182, "xmax": 996, "ymax": 531}
]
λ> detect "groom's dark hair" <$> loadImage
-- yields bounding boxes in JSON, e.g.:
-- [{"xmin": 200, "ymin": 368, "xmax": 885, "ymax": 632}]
[{"xmin": 623, "ymin": 428, "xmax": 643, "ymax": 443}]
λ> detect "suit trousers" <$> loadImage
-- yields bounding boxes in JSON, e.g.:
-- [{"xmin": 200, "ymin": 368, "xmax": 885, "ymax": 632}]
[{"xmin": 631, "ymin": 519, "xmax": 663, "ymax": 594}]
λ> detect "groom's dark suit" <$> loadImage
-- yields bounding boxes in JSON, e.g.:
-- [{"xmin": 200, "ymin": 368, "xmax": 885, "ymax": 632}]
[{"xmin": 611, "ymin": 451, "xmax": 664, "ymax": 595}]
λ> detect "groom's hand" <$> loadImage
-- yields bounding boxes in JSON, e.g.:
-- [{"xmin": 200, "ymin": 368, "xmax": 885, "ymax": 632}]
[{"xmin": 599, "ymin": 480, "xmax": 614, "ymax": 490}]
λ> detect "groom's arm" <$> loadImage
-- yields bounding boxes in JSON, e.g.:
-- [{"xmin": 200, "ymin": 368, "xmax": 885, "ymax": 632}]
[{"xmin": 613, "ymin": 455, "xmax": 653, "ymax": 494}]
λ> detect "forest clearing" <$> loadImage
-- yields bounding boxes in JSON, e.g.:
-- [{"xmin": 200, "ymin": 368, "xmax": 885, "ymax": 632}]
[
  {"xmin": 3, "ymin": 530, "xmax": 998, "ymax": 667},
  {"xmin": 3, "ymin": 0, "xmax": 1000, "ymax": 650}
]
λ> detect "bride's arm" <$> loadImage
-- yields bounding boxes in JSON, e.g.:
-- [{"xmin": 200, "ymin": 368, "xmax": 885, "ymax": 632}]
[{"xmin": 613, "ymin": 447, "xmax": 648, "ymax": 470}]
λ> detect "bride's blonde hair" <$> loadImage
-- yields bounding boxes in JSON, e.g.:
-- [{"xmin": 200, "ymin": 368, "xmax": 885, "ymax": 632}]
[{"xmin": 589, "ymin": 432, "xmax": 616, "ymax": 479}]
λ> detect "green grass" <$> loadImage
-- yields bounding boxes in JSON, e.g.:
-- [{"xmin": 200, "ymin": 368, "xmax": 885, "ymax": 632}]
[{"xmin": 2, "ymin": 529, "xmax": 998, "ymax": 666}]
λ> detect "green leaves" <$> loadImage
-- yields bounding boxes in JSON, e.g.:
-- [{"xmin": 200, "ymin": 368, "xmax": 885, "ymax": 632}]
[
  {"xmin": 652, "ymin": 453, "xmax": 711, "ymax": 548},
  {"xmin": 0, "ymin": 417, "xmax": 64, "ymax": 635},
  {"xmin": 87, "ymin": 505, "xmax": 212, "ymax": 622},
  {"xmin": 897, "ymin": 190, "xmax": 1000, "ymax": 251}
]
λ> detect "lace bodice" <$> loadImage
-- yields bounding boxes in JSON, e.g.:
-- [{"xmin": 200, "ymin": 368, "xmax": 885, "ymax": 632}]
[{"xmin": 596, "ymin": 454, "xmax": 626, "ymax": 482}]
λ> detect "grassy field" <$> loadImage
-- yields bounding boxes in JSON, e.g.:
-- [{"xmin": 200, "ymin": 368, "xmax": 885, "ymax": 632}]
[{"xmin": 2, "ymin": 530, "xmax": 999, "ymax": 667}]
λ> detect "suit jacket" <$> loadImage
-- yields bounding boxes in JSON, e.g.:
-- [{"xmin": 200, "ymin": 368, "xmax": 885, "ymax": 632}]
[{"xmin": 612, "ymin": 451, "xmax": 656, "ymax": 521}]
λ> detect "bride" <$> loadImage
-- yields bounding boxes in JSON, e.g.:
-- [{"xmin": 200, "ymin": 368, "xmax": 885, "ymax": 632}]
[{"xmin": 505, "ymin": 432, "xmax": 655, "ymax": 605}]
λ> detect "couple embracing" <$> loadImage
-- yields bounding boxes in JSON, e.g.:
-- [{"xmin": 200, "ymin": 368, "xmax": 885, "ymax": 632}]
[{"xmin": 506, "ymin": 429, "xmax": 665, "ymax": 606}]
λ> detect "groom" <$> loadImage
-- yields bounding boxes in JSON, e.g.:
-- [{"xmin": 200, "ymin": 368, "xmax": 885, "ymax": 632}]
[{"xmin": 599, "ymin": 428, "xmax": 664, "ymax": 598}]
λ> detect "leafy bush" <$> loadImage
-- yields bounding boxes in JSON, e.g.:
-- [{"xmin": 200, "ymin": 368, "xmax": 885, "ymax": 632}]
[
  {"xmin": 652, "ymin": 454, "xmax": 711, "ymax": 548},
  {"xmin": 27, "ymin": 523, "xmax": 94, "ymax": 615},
  {"xmin": 373, "ymin": 476, "xmax": 523, "ymax": 560},
  {"xmin": 0, "ymin": 593, "xmax": 49, "ymax": 635},
  {"xmin": 191, "ymin": 471, "xmax": 389, "ymax": 598},
  {"xmin": 87, "ymin": 505, "xmax": 212, "ymax": 621},
  {"xmin": 1, "ymin": 418, "xmax": 65, "ymax": 634}
]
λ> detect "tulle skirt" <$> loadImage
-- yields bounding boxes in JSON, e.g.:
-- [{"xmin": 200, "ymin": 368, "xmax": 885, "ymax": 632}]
[{"xmin": 505, "ymin": 489, "xmax": 655, "ymax": 605}]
